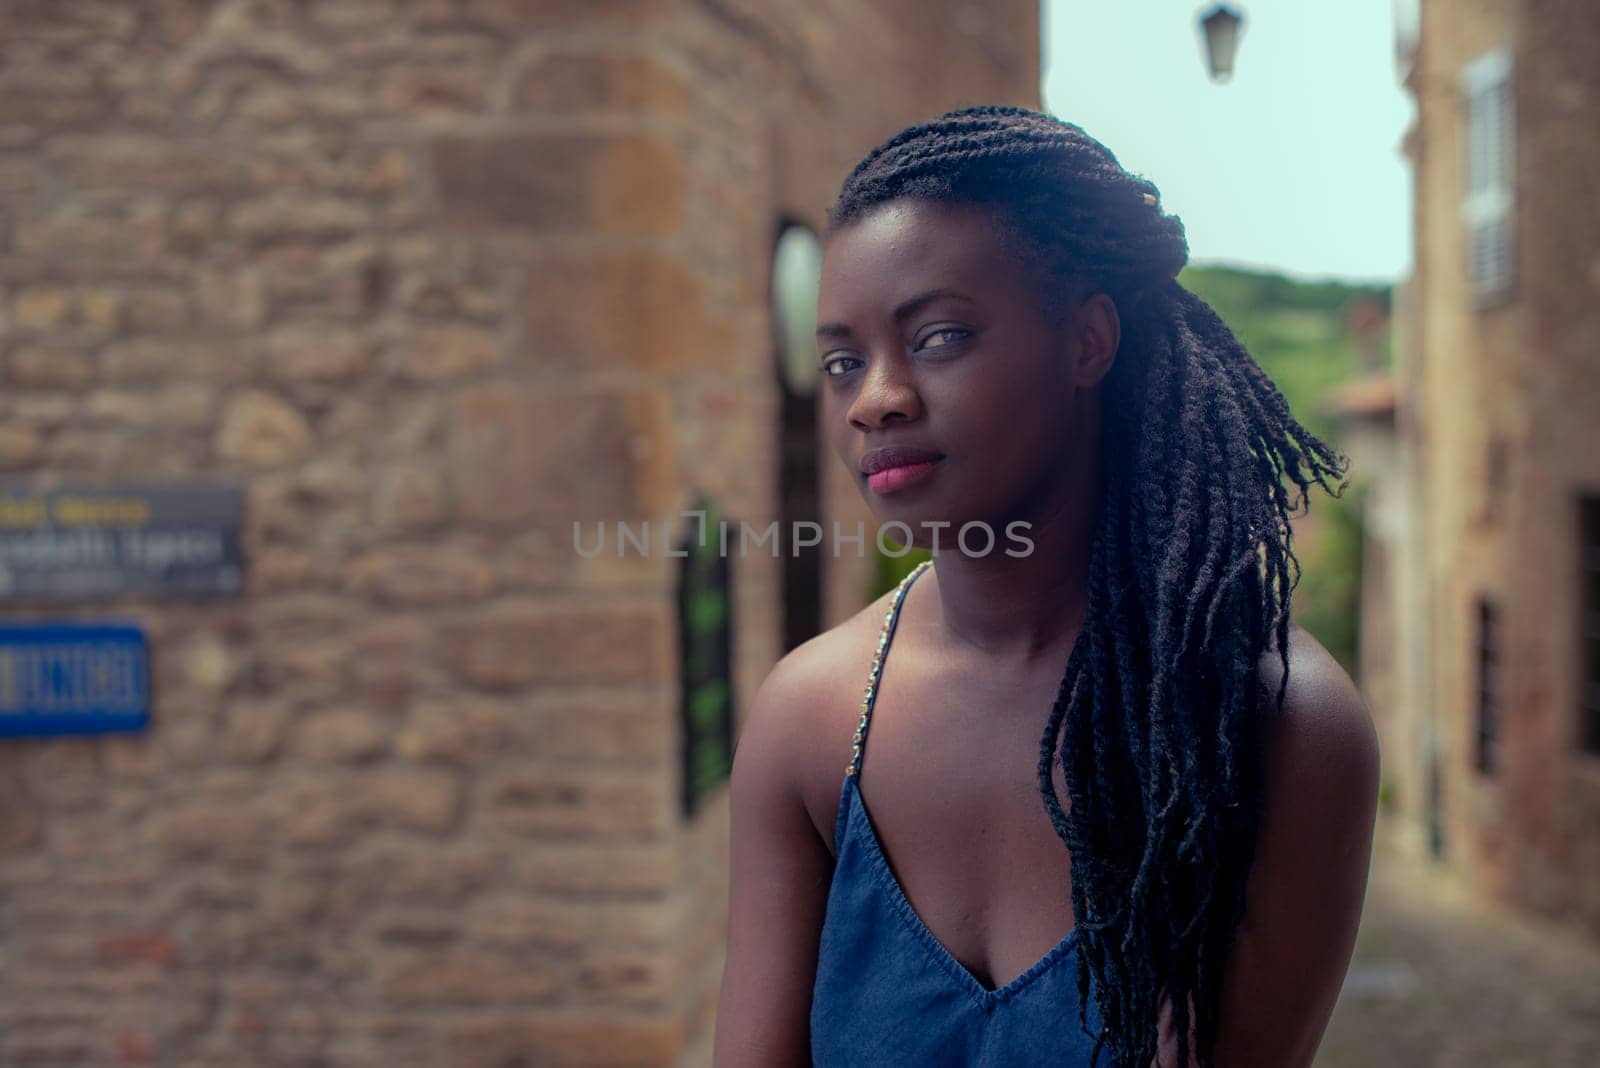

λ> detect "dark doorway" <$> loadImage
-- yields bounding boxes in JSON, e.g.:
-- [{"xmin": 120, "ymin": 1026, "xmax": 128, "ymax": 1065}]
[{"xmin": 772, "ymin": 224, "xmax": 825, "ymax": 653}]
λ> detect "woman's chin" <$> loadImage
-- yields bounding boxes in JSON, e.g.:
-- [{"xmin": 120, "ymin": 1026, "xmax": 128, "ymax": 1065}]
[
  {"xmin": 861, "ymin": 498, "xmax": 1031, "ymax": 557},
  {"xmin": 864, "ymin": 506, "xmax": 972, "ymax": 552}
]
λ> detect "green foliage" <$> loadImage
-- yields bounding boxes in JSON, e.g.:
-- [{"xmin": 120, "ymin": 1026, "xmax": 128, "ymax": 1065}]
[
  {"xmin": 681, "ymin": 495, "xmax": 733, "ymax": 807},
  {"xmin": 1288, "ymin": 487, "xmax": 1366, "ymax": 677},
  {"xmin": 1180, "ymin": 265, "xmax": 1391, "ymax": 438},
  {"xmin": 688, "ymin": 678, "xmax": 730, "ymax": 729}
]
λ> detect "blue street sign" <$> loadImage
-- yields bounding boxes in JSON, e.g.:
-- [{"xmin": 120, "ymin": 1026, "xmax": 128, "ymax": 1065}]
[{"xmin": 0, "ymin": 622, "xmax": 150, "ymax": 738}]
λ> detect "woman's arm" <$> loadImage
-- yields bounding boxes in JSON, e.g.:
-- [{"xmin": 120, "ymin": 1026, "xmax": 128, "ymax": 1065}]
[
  {"xmin": 712, "ymin": 658, "xmax": 836, "ymax": 1068},
  {"xmin": 1157, "ymin": 625, "xmax": 1381, "ymax": 1067}
]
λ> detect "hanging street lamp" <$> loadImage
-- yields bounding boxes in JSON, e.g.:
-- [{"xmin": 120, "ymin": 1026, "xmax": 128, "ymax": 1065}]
[{"xmin": 1198, "ymin": 3, "xmax": 1246, "ymax": 83}]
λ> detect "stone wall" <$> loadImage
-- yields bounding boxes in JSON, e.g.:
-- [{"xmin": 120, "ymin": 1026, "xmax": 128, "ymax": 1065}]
[
  {"xmin": 0, "ymin": 1, "xmax": 1039, "ymax": 1064},
  {"xmin": 1500, "ymin": 0, "xmax": 1600, "ymax": 937},
  {"xmin": 1401, "ymin": 0, "xmax": 1600, "ymax": 940}
]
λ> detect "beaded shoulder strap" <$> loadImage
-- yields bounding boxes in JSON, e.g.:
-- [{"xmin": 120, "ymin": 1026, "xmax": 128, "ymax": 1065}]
[{"xmin": 845, "ymin": 558, "xmax": 933, "ymax": 779}]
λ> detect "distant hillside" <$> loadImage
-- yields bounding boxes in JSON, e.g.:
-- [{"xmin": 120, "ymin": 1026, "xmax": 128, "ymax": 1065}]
[{"xmin": 1179, "ymin": 264, "xmax": 1391, "ymax": 440}]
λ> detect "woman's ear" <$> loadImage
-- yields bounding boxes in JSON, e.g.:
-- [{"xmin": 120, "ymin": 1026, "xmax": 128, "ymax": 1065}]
[{"xmin": 1069, "ymin": 292, "xmax": 1120, "ymax": 388}]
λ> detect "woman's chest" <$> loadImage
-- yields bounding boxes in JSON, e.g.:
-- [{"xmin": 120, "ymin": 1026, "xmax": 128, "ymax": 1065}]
[{"xmin": 808, "ymin": 666, "xmax": 1081, "ymax": 991}]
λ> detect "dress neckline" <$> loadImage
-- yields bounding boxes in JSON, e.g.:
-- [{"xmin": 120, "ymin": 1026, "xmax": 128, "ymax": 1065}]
[
  {"xmin": 833, "ymin": 557, "xmax": 1080, "ymax": 1009},
  {"xmin": 840, "ymin": 773, "xmax": 1081, "ymax": 1009}
]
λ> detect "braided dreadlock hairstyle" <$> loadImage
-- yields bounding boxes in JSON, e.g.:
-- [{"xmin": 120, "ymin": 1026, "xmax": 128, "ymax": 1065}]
[{"xmin": 827, "ymin": 105, "xmax": 1348, "ymax": 1068}]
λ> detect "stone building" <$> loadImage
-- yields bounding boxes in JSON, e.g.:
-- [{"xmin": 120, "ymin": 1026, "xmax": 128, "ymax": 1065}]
[
  {"xmin": 1358, "ymin": 0, "xmax": 1600, "ymax": 940},
  {"xmin": 0, "ymin": 1, "xmax": 1038, "ymax": 1064}
]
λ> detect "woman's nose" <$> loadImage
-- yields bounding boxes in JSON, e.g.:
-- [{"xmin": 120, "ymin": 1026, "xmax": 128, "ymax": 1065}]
[{"xmin": 845, "ymin": 354, "xmax": 922, "ymax": 431}]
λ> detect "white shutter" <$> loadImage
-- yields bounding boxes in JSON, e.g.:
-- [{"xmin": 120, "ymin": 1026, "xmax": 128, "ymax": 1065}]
[{"xmin": 1462, "ymin": 50, "xmax": 1514, "ymax": 298}]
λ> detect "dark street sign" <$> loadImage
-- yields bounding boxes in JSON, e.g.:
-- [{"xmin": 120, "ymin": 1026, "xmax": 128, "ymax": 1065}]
[{"xmin": 0, "ymin": 484, "xmax": 244, "ymax": 599}]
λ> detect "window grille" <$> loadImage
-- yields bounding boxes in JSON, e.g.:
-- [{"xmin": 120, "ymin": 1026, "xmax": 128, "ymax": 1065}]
[
  {"xmin": 1474, "ymin": 597, "xmax": 1499, "ymax": 774},
  {"xmin": 1581, "ymin": 497, "xmax": 1600, "ymax": 755}
]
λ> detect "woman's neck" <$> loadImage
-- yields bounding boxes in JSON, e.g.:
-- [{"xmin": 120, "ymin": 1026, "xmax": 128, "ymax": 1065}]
[{"xmin": 920, "ymin": 442, "xmax": 1098, "ymax": 666}]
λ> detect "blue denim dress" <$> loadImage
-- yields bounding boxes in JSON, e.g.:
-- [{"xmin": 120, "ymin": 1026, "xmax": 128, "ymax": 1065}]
[{"xmin": 810, "ymin": 560, "xmax": 1115, "ymax": 1066}]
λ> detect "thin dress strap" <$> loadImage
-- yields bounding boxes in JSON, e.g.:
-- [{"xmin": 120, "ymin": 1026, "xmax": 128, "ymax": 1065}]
[{"xmin": 845, "ymin": 559, "xmax": 933, "ymax": 780}]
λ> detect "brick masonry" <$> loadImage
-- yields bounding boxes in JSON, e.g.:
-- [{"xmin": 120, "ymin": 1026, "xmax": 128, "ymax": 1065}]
[
  {"xmin": 0, "ymin": 1, "xmax": 1038, "ymax": 1064},
  {"xmin": 1388, "ymin": 0, "xmax": 1600, "ymax": 944}
]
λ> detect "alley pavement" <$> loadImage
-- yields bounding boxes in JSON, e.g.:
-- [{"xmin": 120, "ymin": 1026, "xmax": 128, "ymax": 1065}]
[{"xmin": 1317, "ymin": 840, "xmax": 1600, "ymax": 1066}]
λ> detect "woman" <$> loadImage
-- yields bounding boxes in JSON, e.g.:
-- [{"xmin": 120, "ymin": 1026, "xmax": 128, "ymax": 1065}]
[{"xmin": 712, "ymin": 106, "xmax": 1379, "ymax": 1068}]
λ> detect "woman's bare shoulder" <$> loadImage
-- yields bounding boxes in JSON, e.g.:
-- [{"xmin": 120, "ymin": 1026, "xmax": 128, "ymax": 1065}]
[
  {"xmin": 734, "ymin": 587, "xmax": 903, "ymax": 841},
  {"xmin": 1258, "ymin": 622, "xmax": 1378, "ymax": 780},
  {"xmin": 1195, "ymin": 624, "xmax": 1379, "ymax": 1064}
]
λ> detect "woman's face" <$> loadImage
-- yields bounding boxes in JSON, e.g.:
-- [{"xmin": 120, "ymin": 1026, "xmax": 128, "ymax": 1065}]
[{"xmin": 816, "ymin": 197, "xmax": 1117, "ymax": 547}]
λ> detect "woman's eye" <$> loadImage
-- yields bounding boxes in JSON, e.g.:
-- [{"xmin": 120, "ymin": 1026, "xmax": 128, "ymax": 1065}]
[
  {"xmin": 917, "ymin": 327, "xmax": 971, "ymax": 350},
  {"xmin": 821, "ymin": 355, "xmax": 862, "ymax": 377}
]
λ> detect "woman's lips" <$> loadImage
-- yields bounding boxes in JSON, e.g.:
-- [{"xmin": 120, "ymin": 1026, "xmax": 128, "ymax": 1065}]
[{"xmin": 866, "ymin": 459, "xmax": 940, "ymax": 495}]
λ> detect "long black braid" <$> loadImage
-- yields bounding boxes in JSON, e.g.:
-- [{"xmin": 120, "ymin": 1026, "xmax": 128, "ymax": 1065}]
[{"xmin": 827, "ymin": 106, "xmax": 1348, "ymax": 1068}]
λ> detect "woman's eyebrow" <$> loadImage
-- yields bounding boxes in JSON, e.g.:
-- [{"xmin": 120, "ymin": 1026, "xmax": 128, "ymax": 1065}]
[{"xmin": 815, "ymin": 287, "xmax": 976, "ymax": 340}]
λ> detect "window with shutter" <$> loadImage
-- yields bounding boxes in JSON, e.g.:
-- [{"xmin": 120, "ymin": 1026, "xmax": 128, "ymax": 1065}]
[{"xmin": 1461, "ymin": 50, "xmax": 1514, "ymax": 300}]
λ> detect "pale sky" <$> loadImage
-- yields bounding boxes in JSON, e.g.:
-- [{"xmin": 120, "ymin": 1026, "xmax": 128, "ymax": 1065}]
[{"xmin": 1042, "ymin": 0, "xmax": 1414, "ymax": 282}]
